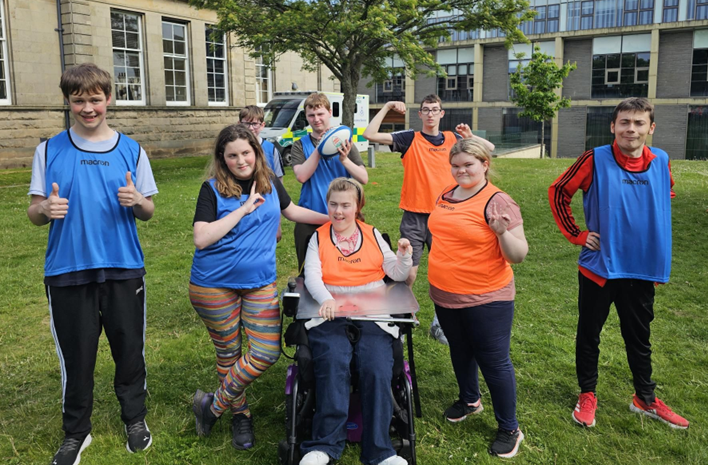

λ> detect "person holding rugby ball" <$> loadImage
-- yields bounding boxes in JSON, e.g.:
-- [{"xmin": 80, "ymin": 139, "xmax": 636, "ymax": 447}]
[
  {"xmin": 299, "ymin": 178, "xmax": 412, "ymax": 465},
  {"xmin": 427, "ymin": 138, "xmax": 528, "ymax": 458},
  {"xmin": 190, "ymin": 124, "xmax": 328, "ymax": 450}
]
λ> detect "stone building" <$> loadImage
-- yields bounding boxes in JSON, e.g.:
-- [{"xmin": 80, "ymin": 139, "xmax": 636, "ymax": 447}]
[
  {"xmin": 0, "ymin": 0, "xmax": 338, "ymax": 168},
  {"xmin": 358, "ymin": 3, "xmax": 708, "ymax": 159}
]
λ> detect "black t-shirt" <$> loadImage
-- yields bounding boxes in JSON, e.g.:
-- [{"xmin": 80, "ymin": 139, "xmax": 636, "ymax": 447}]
[
  {"xmin": 390, "ymin": 130, "xmax": 462, "ymax": 158},
  {"xmin": 193, "ymin": 175, "xmax": 292, "ymax": 224}
]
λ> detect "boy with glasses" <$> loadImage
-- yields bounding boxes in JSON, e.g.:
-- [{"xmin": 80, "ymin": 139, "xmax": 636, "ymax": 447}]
[
  {"xmin": 239, "ymin": 105, "xmax": 284, "ymax": 179},
  {"xmin": 363, "ymin": 95, "xmax": 494, "ymax": 345}
]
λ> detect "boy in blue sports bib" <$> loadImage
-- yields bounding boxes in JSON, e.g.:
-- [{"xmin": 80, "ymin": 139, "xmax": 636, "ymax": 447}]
[{"xmin": 27, "ymin": 63, "xmax": 158, "ymax": 465}]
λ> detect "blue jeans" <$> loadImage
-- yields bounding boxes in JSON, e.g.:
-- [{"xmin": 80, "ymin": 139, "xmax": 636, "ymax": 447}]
[
  {"xmin": 300, "ymin": 319, "xmax": 396, "ymax": 465},
  {"xmin": 435, "ymin": 301, "xmax": 519, "ymax": 431}
]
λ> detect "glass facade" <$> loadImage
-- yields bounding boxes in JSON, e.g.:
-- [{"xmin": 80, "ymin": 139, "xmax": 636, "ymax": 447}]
[
  {"xmin": 585, "ymin": 107, "xmax": 615, "ymax": 150},
  {"xmin": 591, "ymin": 52, "xmax": 650, "ymax": 98},
  {"xmin": 686, "ymin": 106, "xmax": 708, "ymax": 160},
  {"xmin": 691, "ymin": 48, "xmax": 708, "ymax": 97}
]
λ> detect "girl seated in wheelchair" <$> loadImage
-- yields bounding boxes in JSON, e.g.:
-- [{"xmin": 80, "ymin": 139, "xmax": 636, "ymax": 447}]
[{"xmin": 299, "ymin": 178, "xmax": 413, "ymax": 465}]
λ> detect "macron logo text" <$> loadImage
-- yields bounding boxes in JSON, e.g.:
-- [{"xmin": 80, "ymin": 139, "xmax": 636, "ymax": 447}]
[{"xmin": 81, "ymin": 159, "xmax": 110, "ymax": 166}]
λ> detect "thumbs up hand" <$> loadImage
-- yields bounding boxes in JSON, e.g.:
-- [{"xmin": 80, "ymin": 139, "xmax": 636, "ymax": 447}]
[
  {"xmin": 118, "ymin": 171, "xmax": 144, "ymax": 207},
  {"xmin": 41, "ymin": 182, "xmax": 69, "ymax": 219}
]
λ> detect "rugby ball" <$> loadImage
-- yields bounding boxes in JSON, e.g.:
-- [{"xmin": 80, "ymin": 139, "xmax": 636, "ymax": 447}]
[{"xmin": 317, "ymin": 125, "xmax": 352, "ymax": 159}]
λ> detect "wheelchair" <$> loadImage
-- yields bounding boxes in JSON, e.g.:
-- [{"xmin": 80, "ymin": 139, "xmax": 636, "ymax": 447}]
[{"xmin": 277, "ymin": 276, "xmax": 421, "ymax": 465}]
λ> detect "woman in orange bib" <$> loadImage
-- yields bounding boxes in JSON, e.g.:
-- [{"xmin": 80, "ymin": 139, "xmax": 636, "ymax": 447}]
[
  {"xmin": 427, "ymin": 138, "xmax": 528, "ymax": 459},
  {"xmin": 299, "ymin": 178, "xmax": 413, "ymax": 465}
]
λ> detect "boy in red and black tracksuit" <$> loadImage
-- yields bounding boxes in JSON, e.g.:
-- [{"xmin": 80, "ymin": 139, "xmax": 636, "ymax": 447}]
[{"xmin": 549, "ymin": 97, "xmax": 688, "ymax": 430}]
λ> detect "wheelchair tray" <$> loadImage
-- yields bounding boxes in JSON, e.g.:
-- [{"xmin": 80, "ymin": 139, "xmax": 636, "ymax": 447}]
[{"xmin": 288, "ymin": 277, "xmax": 419, "ymax": 321}]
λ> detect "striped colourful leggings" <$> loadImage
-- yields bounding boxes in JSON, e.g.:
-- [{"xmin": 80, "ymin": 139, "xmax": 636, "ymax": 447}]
[{"xmin": 189, "ymin": 282, "xmax": 281, "ymax": 417}]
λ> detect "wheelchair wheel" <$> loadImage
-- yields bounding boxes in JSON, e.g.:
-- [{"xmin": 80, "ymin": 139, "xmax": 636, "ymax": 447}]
[{"xmin": 391, "ymin": 364, "xmax": 417, "ymax": 465}]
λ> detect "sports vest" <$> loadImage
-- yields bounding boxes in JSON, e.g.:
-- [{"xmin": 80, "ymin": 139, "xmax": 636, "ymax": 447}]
[
  {"xmin": 44, "ymin": 130, "xmax": 144, "ymax": 276},
  {"xmin": 428, "ymin": 182, "xmax": 514, "ymax": 294},
  {"xmin": 579, "ymin": 145, "xmax": 672, "ymax": 282},
  {"xmin": 399, "ymin": 131, "xmax": 457, "ymax": 213},
  {"xmin": 261, "ymin": 139, "xmax": 277, "ymax": 172},
  {"xmin": 298, "ymin": 135, "xmax": 350, "ymax": 214},
  {"xmin": 190, "ymin": 179, "xmax": 280, "ymax": 288},
  {"xmin": 317, "ymin": 220, "xmax": 386, "ymax": 286}
]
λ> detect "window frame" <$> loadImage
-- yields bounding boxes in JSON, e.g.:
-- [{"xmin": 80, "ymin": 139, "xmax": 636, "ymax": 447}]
[
  {"xmin": 162, "ymin": 20, "xmax": 191, "ymax": 106},
  {"xmin": 111, "ymin": 10, "xmax": 146, "ymax": 106},
  {"xmin": 0, "ymin": 0, "xmax": 11, "ymax": 105},
  {"xmin": 205, "ymin": 26, "xmax": 228, "ymax": 106},
  {"xmin": 254, "ymin": 48, "xmax": 272, "ymax": 106}
]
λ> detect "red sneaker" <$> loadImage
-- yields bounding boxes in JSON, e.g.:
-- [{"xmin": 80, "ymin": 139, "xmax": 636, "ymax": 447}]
[
  {"xmin": 630, "ymin": 395, "xmax": 689, "ymax": 429},
  {"xmin": 572, "ymin": 392, "xmax": 597, "ymax": 427}
]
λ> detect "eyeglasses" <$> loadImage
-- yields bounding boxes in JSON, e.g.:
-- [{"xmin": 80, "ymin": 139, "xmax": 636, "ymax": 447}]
[
  {"xmin": 240, "ymin": 121, "xmax": 262, "ymax": 128},
  {"xmin": 420, "ymin": 108, "xmax": 442, "ymax": 115}
]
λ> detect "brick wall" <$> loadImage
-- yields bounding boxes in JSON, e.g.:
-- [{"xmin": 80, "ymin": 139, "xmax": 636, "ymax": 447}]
[
  {"xmin": 656, "ymin": 32, "xmax": 692, "ymax": 99},
  {"xmin": 652, "ymin": 104, "xmax": 688, "ymax": 159},
  {"xmin": 482, "ymin": 46, "xmax": 508, "ymax": 102},
  {"xmin": 557, "ymin": 106, "xmax": 587, "ymax": 158},
  {"xmin": 562, "ymin": 39, "xmax": 592, "ymax": 100}
]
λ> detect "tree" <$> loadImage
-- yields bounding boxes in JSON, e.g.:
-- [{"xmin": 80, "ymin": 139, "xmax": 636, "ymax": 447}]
[
  {"xmin": 191, "ymin": 0, "xmax": 534, "ymax": 128},
  {"xmin": 509, "ymin": 46, "xmax": 576, "ymax": 158}
]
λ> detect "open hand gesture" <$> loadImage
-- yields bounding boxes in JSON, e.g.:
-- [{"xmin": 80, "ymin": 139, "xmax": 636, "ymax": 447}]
[
  {"xmin": 319, "ymin": 298, "xmax": 337, "ymax": 321},
  {"xmin": 42, "ymin": 182, "xmax": 69, "ymax": 219},
  {"xmin": 488, "ymin": 203, "xmax": 511, "ymax": 236},
  {"xmin": 118, "ymin": 171, "xmax": 144, "ymax": 207},
  {"xmin": 241, "ymin": 181, "xmax": 264, "ymax": 215}
]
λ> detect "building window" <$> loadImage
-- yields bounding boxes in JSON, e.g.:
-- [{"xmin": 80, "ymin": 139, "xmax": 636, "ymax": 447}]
[
  {"xmin": 255, "ymin": 48, "xmax": 272, "ymax": 106},
  {"xmin": 592, "ymin": 52, "xmax": 650, "ymax": 98},
  {"xmin": 691, "ymin": 48, "xmax": 708, "ymax": 97},
  {"xmin": 624, "ymin": 0, "xmax": 655, "ymax": 26},
  {"xmin": 585, "ymin": 107, "xmax": 615, "ymax": 151},
  {"xmin": 206, "ymin": 26, "xmax": 228, "ymax": 105},
  {"xmin": 0, "ymin": 0, "xmax": 11, "ymax": 105},
  {"xmin": 437, "ymin": 48, "xmax": 474, "ymax": 102},
  {"xmin": 375, "ymin": 56, "xmax": 405, "ymax": 104},
  {"xmin": 111, "ymin": 11, "xmax": 145, "ymax": 105},
  {"xmin": 508, "ymin": 57, "xmax": 530, "ymax": 100},
  {"xmin": 697, "ymin": 0, "xmax": 708, "ymax": 19},
  {"xmin": 581, "ymin": 1, "xmax": 594, "ymax": 29},
  {"xmin": 686, "ymin": 106, "xmax": 708, "ymax": 160},
  {"xmin": 526, "ymin": 5, "xmax": 560, "ymax": 35},
  {"xmin": 162, "ymin": 21, "xmax": 190, "ymax": 105},
  {"xmin": 662, "ymin": 0, "xmax": 679, "ymax": 22}
]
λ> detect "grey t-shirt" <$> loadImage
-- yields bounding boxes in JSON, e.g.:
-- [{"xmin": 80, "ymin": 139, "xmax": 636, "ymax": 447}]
[{"xmin": 291, "ymin": 133, "xmax": 364, "ymax": 167}]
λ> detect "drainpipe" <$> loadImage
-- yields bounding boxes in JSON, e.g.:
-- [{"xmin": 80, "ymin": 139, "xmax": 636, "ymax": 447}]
[{"xmin": 55, "ymin": 0, "xmax": 70, "ymax": 130}]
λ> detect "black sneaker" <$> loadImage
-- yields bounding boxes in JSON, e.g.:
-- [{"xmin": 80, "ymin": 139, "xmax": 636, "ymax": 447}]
[
  {"xmin": 489, "ymin": 428, "xmax": 524, "ymax": 458},
  {"xmin": 50, "ymin": 434, "xmax": 92, "ymax": 465},
  {"xmin": 444, "ymin": 398, "xmax": 484, "ymax": 422},
  {"xmin": 193, "ymin": 389, "xmax": 219, "ymax": 437},
  {"xmin": 231, "ymin": 413, "xmax": 255, "ymax": 450},
  {"xmin": 125, "ymin": 420, "xmax": 152, "ymax": 453}
]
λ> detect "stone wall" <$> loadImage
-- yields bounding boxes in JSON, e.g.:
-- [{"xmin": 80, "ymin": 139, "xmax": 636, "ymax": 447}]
[{"xmin": 0, "ymin": 107, "xmax": 246, "ymax": 168}]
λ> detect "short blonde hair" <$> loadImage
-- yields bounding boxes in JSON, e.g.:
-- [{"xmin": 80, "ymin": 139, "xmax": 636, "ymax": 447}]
[
  {"xmin": 326, "ymin": 177, "xmax": 365, "ymax": 222},
  {"xmin": 449, "ymin": 138, "xmax": 492, "ymax": 180},
  {"xmin": 304, "ymin": 93, "xmax": 331, "ymax": 112}
]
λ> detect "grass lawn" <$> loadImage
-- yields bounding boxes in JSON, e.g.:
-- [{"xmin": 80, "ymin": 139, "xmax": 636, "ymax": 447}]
[{"xmin": 1, "ymin": 153, "xmax": 707, "ymax": 464}]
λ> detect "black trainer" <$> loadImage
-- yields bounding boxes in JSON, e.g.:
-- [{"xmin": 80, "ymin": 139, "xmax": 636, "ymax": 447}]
[
  {"xmin": 489, "ymin": 428, "xmax": 524, "ymax": 458},
  {"xmin": 444, "ymin": 398, "xmax": 484, "ymax": 422},
  {"xmin": 231, "ymin": 413, "xmax": 255, "ymax": 450},
  {"xmin": 50, "ymin": 434, "xmax": 92, "ymax": 465},
  {"xmin": 193, "ymin": 389, "xmax": 219, "ymax": 437},
  {"xmin": 125, "ymin": 420, "xmax": 152, "ymax": 453}
]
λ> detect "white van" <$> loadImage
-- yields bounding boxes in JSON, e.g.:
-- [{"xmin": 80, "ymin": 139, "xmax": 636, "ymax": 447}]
[{"xmin": 260, "ymin": 91, "xmax": 369, "ymax": 165}]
